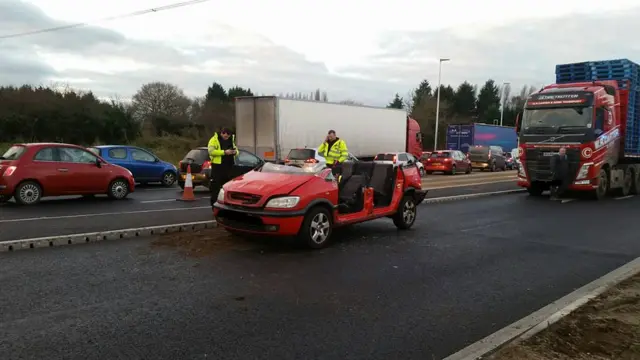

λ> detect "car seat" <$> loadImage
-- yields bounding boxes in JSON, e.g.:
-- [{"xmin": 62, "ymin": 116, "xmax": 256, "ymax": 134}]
[
  {"xmin": 338, "ymin": 174, "xmax": 366, "ymax": 213},
  {"xmin": 369, "ymin": 163, "xmax": 395, "ymax": 207}
]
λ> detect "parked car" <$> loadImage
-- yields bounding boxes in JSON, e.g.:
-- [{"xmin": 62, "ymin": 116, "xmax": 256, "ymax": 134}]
[
  {"xmin": 88, "ymin": 145, "xmax": 177, "ymax": 186},
  {"xmin": 424, "ymin": 150, "xmax": 471, "ymax": 175},
  {"xmin": 284, "ymin": 147, "xmax": 359, "ymax": 166},
  {"xmin": 374, "ymin": 152, "xmax": 425, "ymax": 177},
  {"xmin": 0, "ymin": 143, "xmax": 135, "ymax": 205},
  {"xmin": 504, "ymin": 152, "xmax": 517, "ymax": 170},
  {"xmin": 177, "ymin": 147, "xmax": 264, "ymax": 189},
  {"xmin": 468, "ymin": 145, "xmax": 506, "ymax": 172}
]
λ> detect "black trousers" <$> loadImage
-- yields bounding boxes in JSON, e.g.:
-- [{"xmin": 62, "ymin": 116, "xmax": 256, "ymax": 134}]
[
  {"xmin": 210, "ymin": 164, "xmax": 233, "ymax": 207},
  {"xmin": 550, "ymin": 177, "xmax": 569, "ymax": 197}
]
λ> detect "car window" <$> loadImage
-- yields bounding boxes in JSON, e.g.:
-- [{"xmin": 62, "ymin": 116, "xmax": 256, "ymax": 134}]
[
  {"xmin": 108, "ymin": 148, "xmax": 128, "ymax": 159},
  {"xmin": 406, "ymin": 154, "xmax": 416, "ymax": 163},
  {"xmin": 59, "ymin": 147, "xmax": 98, "ymax": 164},
  {"xmin": 1, "ymin": 145, "xmax": 26, "ymax": 160},
  {"xmin": 33, "ymin": 147, "xmax": 55, "ymax": 161},
  {"xmin": 183, "ymin": 149, "xmax": 209, "ymax": 164},
  {"xmin": 87, "ymin": 147, "xmax": 100, "ymax": 155},
  {"xmin": 237, "ymin": 150, "xmax": 261, "ymax": 167},
  {"xmin": 288, "ymin": 149, "xmax": 316, "ymax": 160},
  {"xmin": 131, "ymin": 149, "xmax": 156, "ymax": 162},
  {"xmin": 430, "ymin": 152, "xmax": 451, "ymax": 158},
  {"xmin": 398, "ymin": 153, "xmax": 408, "ymax": 161}
]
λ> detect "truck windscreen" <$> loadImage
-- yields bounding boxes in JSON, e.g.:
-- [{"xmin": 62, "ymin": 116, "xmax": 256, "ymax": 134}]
[{"xmin": 521, "ymin": 107, "xmax": 593, "ymax": 131}]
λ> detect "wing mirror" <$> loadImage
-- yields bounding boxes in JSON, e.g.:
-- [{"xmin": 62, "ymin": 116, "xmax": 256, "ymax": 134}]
[
  {"xmin": 515, "ymin": 112, "xmax": 522, "ymax": 134},
  {"xmin": 95, "ymin": 158, "xmax": 102, "ymax": 168}
]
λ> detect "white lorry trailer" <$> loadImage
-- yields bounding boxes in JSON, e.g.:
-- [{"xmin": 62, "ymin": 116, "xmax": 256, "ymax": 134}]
[{"xmin": 234, "ymin": 96, "xmax": 423, "ymax": 162}]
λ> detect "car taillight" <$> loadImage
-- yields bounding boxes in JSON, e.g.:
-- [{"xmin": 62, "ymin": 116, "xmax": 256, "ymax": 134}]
[
  {"xmin": 305, "ymin": 158, "xmax": 318, "ymax": 163},
  {"xmin": 3, "ymin": 166, "xmax": 16, "ymax": 176},
  {"xmin": 284, "ymin": 158, "xmax": 290, "ymax": 163},
  {"xmin": 427, "ymin": 158, "xmax": 432, "ymax": 162},
  {"xmin": 444, "ymin": 158, "xmax": 451, "ymax": 162},
  {"xmin": 202, "ymin": 161, "xmax": 211, "ymax": 170}
]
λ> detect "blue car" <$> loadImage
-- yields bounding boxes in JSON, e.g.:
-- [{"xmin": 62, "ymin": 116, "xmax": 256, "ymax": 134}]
[{"xmin": 88, "ymin": 145, "xmax": 178, "ymax": 186}]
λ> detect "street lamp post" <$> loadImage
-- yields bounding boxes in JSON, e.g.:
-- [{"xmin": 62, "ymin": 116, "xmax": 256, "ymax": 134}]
[
  {"xmin": 500, "ymin": 81, "xmax": 510, "ymax": 126},
  {"xmin": 433, "ymin": 58, "xmax": 450, "ymax": 151}
]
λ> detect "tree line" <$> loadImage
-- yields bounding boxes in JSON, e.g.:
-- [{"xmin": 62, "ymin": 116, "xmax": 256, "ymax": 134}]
[{"xmin": 0, "ymin": 78, "xmax": 537, "ymax": 148}]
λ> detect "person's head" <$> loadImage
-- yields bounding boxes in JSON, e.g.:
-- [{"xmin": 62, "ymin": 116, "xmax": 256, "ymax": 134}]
[
  {"xmin": 327, "ymin": 130, "xmax": 336, "ymax": 141},
  {"xmin": 559, "ymin": 147, "xmax": 566, "ymax": 156},
  {"xmin": 220, "ymin": 128, "xmax": 232, "ymax": 140}
]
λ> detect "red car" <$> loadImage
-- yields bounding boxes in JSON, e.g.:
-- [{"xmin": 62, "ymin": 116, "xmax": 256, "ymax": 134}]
[
  {"xmin": 0, "ymin": 143, "xmax": 135, "ymax": 205},
  {"xmin": 424, "ymin": 150, "xmax": 472, "ymax": 175},
  {"xmin": 213, "ymin": 161, "xmax": 427, "ymax": 249}
]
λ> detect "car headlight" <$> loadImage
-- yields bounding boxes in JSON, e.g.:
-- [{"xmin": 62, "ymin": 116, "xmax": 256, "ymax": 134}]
[
  {"xmin": 217, "ymin": 188, "xmax": 225, "ymax": 203},
  {"xmin": 265, "ymin": 196, "xmax": 300, "ymax": 208},
  {"xmin": 575, "ymin": 163, "xmax": 593, "ymax": 180}
]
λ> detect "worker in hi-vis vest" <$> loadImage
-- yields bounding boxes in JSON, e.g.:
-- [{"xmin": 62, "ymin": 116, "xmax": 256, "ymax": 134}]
[
  {"xmin": 207, "ymin": 127, "xmax": 238, "ymax": 207},
  {"xmin": 318, "ymin": 129, "xmax": 349, "ymax": 179}
]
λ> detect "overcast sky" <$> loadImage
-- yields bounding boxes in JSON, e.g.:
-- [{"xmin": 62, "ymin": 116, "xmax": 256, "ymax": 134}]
[{"xmin": 2, "ymin": 0, "xmax": 640, "ymax": 105}]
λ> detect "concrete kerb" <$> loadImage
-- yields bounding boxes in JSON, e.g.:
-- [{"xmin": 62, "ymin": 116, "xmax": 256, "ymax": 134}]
[
  {"xmin": 443, "ymin": 256, "xmax": 640, "ymax": 360},
  {"xmin": 0, "ymin": 189, "xmax": 525, "ymax": 253}
]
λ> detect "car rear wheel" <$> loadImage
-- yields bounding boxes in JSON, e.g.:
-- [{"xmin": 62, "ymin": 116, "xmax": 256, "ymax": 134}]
[
  {"xmin": 107, "ymin": 179, "xmax": 130, "ymax": 200},
  {"xmin": 14, "ymin": 181, "xmax": 42, "ymax": 205},
  {"xmin": 393, "ymin": 195, "xmax": 416, "ymax": 230},
  {"xmin": 161, "ymin": 171, "xmax": 176, "ymax": 187},
  {"xmin": 449, "ymin": 165, "xmax": 457, "ymax": 175},
  {"xmin": 299, "ymin": 206, "xmax": 332, "ymax": 249},
  {"xmin": 490, "ymin": 163, "xmax": 497, "ymax": 172}
]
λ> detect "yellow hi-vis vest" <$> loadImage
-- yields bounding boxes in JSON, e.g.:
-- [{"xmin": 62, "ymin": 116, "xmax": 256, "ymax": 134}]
[
  {"xmin": 207, "ymin": 133, "xmax": 238, "ymax": 164},
  {"xmin": 318, "ymin": 138, "xmax": 348, "ymax": 164}
]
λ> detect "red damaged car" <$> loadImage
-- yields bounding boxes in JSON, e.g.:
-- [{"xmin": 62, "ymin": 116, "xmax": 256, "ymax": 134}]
[{"xmin": 213, "ymin": 161, "xmax": 427, "ymax": 249}]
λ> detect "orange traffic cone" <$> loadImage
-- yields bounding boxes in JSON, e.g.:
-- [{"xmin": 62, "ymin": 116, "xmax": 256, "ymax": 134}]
[{"xmin": 177, "ymin": 164, "xmax": 196, "ymax": 201}]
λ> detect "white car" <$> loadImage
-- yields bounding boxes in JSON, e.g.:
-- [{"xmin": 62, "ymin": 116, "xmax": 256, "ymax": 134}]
[
  {"xmin": 285, "ymin": 148, "xmax": 359, "ymax": 165},
  {"xmin": 374, "ymin": 152, "xmax": 425, "ymax": 177}
]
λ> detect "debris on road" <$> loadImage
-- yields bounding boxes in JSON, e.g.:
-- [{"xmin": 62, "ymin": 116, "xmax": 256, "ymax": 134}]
[
  {"xmin": 489, "ymin": 272, "xmax": 640, "ymax": 360},
  {"xmin": 151, "ymin": 226, "xmax": 256, "ymax": 256}
]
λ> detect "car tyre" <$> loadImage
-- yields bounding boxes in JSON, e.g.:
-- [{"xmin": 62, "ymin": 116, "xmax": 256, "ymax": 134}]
[
  {"xmin": 393, "ymin": 195, "xmax": 417, "ymax": 230},
  {"xmin": 14, "ymin": 181, "xmax": 42, "ymax": 205},
  {"xmin": 107, "ymin": 178, "xmax": 130, "ymax": 200},
  {"xmin": 161, "ymin": 171, "xmax": 177, "ymax": 187},
  {"xmin": 449, "ymin": 165, "xmax": 456, "ymax": 175},
  {"xmin": 298, "ymin": 206, "xmax": 333, "ymax": 249},
  {"xmin": 490, "ymin": 162, "xmax": 497, "ymax": 172}
]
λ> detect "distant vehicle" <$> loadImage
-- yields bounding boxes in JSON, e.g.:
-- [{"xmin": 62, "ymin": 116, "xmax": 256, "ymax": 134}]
[
  {"xmin": 424, "ymin": 150, "xmax": 472, "ymax": 175},
  {"xmin": 284, "ymin": 147, "xmax": 359, "ymax": 166},
  {"xmin": 510, "ymin": 148, "xmax": 521, "ymax": 169},
  {"xmin": 177, "ymin": 147, "xmax": 264, "ymax": 189},
  {"xmin": 374, "ymin": 152, "xmax": 425, "ymax": 177},
  {"xmin": 468, "ymin": 145, "xmax": 507, "ymax": 172},
  {"xmin": 88, "ymin": 145, "xmax": 177, "ymax": 186},
  {"xmin": 0, "ymin": 143, "xmax": 135, "ymax": 205},
  {"xmin": 234, "ymin": 96, "xmax": 424, "ymax": 162},
  {"xmin": 446, "ymin": 123, "xmax": 517, "ymax": 154},
  {"xmin": 214, "ymin": 161, "xmax": 427, "ymax": 249},
  {"xmin": 504, "ymin": 152, "xmax": 517, "ymax": 170}
]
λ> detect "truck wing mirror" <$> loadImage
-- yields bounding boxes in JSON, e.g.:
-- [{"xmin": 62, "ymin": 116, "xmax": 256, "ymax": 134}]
[{"xmin": 515, "ymin": 112, "xmax": 522, "ymax": 134}]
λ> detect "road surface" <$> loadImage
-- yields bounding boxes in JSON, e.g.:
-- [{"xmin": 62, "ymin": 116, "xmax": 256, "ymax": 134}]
[
  {"xmin": 0, "ymin": 172, "xmax": 517, "ymax": 241},
  {"xmin": 1, "ymin": 193, "xmax": 638, "ymax": 359}
]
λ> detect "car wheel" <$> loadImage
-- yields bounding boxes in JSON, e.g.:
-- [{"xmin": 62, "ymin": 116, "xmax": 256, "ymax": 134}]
[
  {"xmin": 107, "ymin": 179, "xmax": 130, "ymax": 200},
  {"xmin": 490, "ymin": 163, "xmax": 496, "ymax": 172},
  {"xmin": 161, "ymin": 171, "xmax": 176, "ymax": 187},
  {"xmin": 298, "ymin": 206, "xmax": 333, "ymax": 249},
  {"xmin": 419, "ymin": 167, "xmax": 426, "ymax": 177},
  {"xmin": 14, "ymin": 181, "xmax": 42, "ymax": 205},
  {"xmin": 449, "ymin": 165, "xmax": 457, "ymax": 175},
  {"xmin": 393, "ymin": 195, "xmax": 417, "ymax": 230}
]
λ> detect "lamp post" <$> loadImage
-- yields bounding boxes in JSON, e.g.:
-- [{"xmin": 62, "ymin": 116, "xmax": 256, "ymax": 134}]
[
  {"xmin": 434, "ymin": 58, "xmax": 450, "ymax": 151},
  {"xmin": 500, "ymin": 81, "xmax": 510, "ymax": 126}
]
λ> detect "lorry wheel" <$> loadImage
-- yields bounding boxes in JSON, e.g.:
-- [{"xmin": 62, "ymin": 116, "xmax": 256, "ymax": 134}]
[
  {"xmin": 393, "ymin": 196, "xmax": 417, "ymax": 230},
  {"xmin": 298, "ymin": 206, "xmax": 333, "ymax": 249},
  {"xmin": 616, "ymin": 168, "xmax": 632, "ymax": 197},
  {"xmin": 630, "ymin": 169, "xmax": 640, "ymax": 195},
  {"xmin": 593, "ymin": 168, "xmax": 609, "ymax": 200}
]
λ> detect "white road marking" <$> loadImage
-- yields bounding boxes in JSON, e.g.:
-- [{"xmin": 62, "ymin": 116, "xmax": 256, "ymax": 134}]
[
  {"xmin": 615, "ymin": 195, "xmax": 634, "ymax": 200},
  {"xmin": 561, "ymin": 199, "xmax": 576, "ymax": 203},
  {"xmin": 0, "ymin": 206, "xmax": 211, "ymax": 223}
]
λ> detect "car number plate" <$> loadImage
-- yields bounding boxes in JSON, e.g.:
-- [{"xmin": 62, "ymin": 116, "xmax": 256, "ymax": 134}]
[{"xmin": 432, "ymin": 162, "xmax": 441, "ymax": 166}]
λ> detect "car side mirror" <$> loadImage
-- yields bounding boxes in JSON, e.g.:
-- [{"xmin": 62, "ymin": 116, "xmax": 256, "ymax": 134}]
[
  {"xmin": 96, "ymin": 158, "xmax": 102, "ymax": 168},
  {"xmin": 154, "ymin": 158, "xmax": 160, "ymax": 162},
  {"xmin": 407, "ymin": 159, "xmax": 414, "ymax": 166}
]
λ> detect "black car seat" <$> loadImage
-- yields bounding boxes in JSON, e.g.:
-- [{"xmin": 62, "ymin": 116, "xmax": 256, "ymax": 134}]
[
  {"xmin": 369, "ymin": 163, "xmax": 395, "ymax": 206},
  {"xmin": 338, "ymin": 174, "xmax": 366, "ymax": 212},
  {"xmin": 338, "ymin": 162, "xmax": 356, "ymax": 187},
  {"xmin": 354, "ymin": 161, "xmax": 374, "ymax": 181}
]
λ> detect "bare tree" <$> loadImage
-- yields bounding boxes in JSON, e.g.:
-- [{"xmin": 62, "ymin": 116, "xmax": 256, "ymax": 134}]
[{"xmin": 131, "ymin": 82, "xmax": 191, "ymax": 126}]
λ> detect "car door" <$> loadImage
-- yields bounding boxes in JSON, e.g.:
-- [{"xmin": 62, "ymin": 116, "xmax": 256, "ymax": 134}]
[
  {"xmin": 129, "ymin": 148, "xmax": 159, "ymax": 181},
  {"xmin": 57, "ymin": 147, "xmax": 107, "ymax": 193},
  {"xmin": 230, "ymin": 150, "xmax": 263, "ymax": 178},
  {"xmin": 31, "ymin": 147, "xmax": 67, "ymax": 195}
]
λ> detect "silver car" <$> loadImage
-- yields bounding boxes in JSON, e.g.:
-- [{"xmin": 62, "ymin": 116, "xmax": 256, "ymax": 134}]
[
  {"xmin": 285, "ymin": 148, "xmax": 358, "ymax": 166},
  {"xmin": 374, "ymin": 152, "xmax": 425, "ymax": 177}
]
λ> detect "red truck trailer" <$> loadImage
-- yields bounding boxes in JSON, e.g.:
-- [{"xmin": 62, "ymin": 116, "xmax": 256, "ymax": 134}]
[{"xmin": 515, "ymin": 60, "xmax": 640, "ymax": 200}]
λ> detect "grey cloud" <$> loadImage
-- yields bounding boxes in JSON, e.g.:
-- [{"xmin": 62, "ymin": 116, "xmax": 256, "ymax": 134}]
[{"xmin": 341, "ymin": 7, "xmax": 640, "ymax": 92}]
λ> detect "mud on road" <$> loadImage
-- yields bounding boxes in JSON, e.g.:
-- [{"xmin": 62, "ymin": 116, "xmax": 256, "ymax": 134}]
[{"xmin": 489, "ymin": 272, "xmax": 640, "ymax": 360}]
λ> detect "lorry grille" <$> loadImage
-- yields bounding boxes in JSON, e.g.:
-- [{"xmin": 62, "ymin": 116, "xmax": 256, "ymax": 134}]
[{"xmin": 524, "ymin": 148, "xmax": 580, "ymax": 182}]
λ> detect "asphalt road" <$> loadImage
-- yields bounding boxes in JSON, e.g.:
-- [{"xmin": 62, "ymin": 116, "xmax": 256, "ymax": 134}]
[
  {"xmin": 0, "ymin": 171, "xmax": 518, "ymax": 241},
  {"xmin": 1, "ymin": 194, "xmax": 638, "ymax": 359}
]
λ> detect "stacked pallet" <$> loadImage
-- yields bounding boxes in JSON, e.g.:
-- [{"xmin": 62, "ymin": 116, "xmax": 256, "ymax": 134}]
[{"xmin": 555, "ymin": 59, "xmax": 640, "ymax": 155}]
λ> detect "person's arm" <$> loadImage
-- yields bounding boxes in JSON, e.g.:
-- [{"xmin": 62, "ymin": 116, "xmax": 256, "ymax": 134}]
[
  {"xmin": 208, "ymin": 137, "xmax": 224, "ymax": 159},
  {"xmin": 337, "ymin": 140, "xmax": 349, "ymax": 163},
  {"xmin": 318, "ymin": 142, "xmax": 327, "ymax": 155}
]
